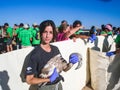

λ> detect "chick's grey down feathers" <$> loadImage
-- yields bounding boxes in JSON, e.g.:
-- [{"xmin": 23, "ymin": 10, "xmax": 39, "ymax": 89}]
[
  {"xmin": 40, "ymin": 53, "xmax": 82, "ymax": 78},
  {"xmin": 38, "ymin": 53, "xmax": 82, "ymax": 87}
]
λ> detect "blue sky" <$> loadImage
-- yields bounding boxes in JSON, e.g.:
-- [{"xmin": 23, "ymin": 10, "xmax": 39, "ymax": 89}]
[{"xmin": 0, "ymin": 0, "xmax": 120, "ymax": 28}]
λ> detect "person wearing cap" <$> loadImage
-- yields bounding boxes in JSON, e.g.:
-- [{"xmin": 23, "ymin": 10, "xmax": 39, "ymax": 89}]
[
  {"xmin": 31, "ymin": 23, "xmax": 40, "ymax": 47},
  {"xmin": 4, "ymin": 23, "xmax": 13, "ymax": 52},
  {"xmin": 100, "ymin": 24, "xmax": 113, "ymax": 36},
  {"xmin": 106, "ymin": 24, "xmax": 113, "ymax": 36},
  {"xmin": 18, "ymin": 24, "xmax": 33, "ymax": 48}
]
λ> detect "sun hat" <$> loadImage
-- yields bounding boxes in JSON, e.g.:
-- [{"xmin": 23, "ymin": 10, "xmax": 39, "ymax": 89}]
[
  {"xmin": 33, "ymin": 22, "xmax": 38, "ymax": 26},
  {"xmin": 105, "ymin": 24, "xmax": 112, "ymax": 31},
  {"xmin": 24, "ymin": 24, "xmax": 29, "ymax": 29}
]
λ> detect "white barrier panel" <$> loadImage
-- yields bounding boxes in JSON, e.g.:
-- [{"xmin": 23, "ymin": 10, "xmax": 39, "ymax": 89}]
[
  {"xmin": 0, "ymin": 47, "xmax": 34, "ymax": 90},
  {"xmin": 0, "ymin": 39, "xmax": 88, "ymax": 90},
  {"xmin": 89, "ymin": 49, "xmax": 110, "ymax": 90},
  {"xmin": 89, "ymin": 49, "xmax": 120, "ymax": 90},
  {"xmin": 107, "ymin": 53, "xmax": 120, "ymax": 90},
  {"xmin": 0, "ymin": 36, "xmax": 117, "ymax": 90},
  {"xmin": 87, "ymin": 35, "xmax": 116, "ymax": 52}
]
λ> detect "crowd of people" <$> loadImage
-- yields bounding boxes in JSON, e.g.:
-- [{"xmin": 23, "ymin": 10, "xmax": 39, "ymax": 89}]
[{"xmin": 0, "ymin": 20, "xmax": 120, "ymax": 54}]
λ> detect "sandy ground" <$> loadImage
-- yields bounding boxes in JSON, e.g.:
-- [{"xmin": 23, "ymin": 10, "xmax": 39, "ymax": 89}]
[{"xmin": 82, "ymin": 86, "xmax": 93, "ymax": 90}]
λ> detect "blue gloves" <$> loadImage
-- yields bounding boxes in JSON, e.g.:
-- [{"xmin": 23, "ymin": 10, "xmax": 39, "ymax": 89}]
[
  {"xmin": 106, "ymin": 51, "xmax": 115, "ymax": 57},
  {"xmin": 49, "ymin": 68, "xmax": 59, "ymax": 83},
  {"xmin": 69, "ymin": 54, "xmax": 79, "ymax": 64},
  {"xmin": 89, "ymin": 34, "xmax": 96, "ymax": 43}
]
